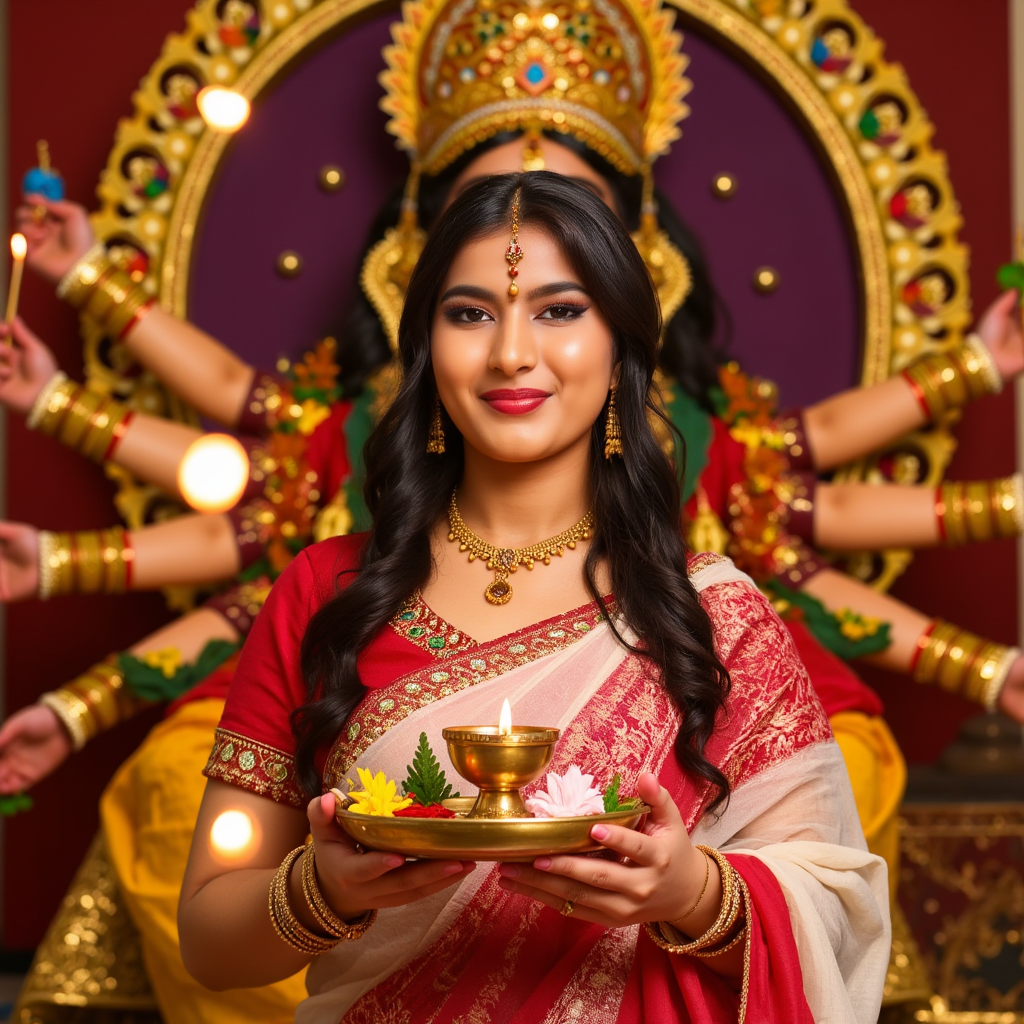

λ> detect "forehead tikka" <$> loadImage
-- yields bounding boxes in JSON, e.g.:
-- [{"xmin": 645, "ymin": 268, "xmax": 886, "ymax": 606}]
[{"xmin": 505, "ymin": 189, "xmax": 523, "ymax": 299}]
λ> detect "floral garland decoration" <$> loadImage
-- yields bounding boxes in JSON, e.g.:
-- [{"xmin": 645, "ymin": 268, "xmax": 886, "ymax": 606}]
[
  {"xmin": 709, "ymin": 362, "xmax": 892, "ymax": 660},
  {"xmin": 239, "ymin": 338, "xmax": 342, "ymax": 581}
]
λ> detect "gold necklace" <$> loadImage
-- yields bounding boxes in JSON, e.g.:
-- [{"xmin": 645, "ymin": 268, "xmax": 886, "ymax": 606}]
[{"xmin": 447, "ymin": 492, "xmax": 595, "ymax": 606}]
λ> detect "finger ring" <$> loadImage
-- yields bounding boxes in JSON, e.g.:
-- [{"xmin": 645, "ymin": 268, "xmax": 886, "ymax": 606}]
[{"xmin": 559, "ymin": 899, "xmax": 574, "ymax": 917}]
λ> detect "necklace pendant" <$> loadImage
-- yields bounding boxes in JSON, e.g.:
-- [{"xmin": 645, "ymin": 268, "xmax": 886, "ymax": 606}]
[{"xmin": 485, "ymin": 576, "xmax": 513, "ymax": 605}]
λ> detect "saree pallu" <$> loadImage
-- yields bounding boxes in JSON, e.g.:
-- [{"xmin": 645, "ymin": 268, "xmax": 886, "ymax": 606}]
[{"xmin": 295, "ymin": 557, "xmax": 889, "ymax": 1024}]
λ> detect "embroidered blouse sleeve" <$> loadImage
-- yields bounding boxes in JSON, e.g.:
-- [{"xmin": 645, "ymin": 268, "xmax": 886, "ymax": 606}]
[{"xmin": 203, "ymin": 544, "xmax": 329, "ymax": 806}]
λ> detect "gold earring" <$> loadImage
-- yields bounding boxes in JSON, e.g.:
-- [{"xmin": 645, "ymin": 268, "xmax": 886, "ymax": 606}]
[
  {"xmin": 604, "ymin": 386, "xmax": 622, "ymax": 459},
  {"xmin": 426, "ymin": 396, "xmax": 446, "ymax": 454}
]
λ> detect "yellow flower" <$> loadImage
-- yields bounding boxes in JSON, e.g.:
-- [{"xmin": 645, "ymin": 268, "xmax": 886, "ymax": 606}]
[
  {"xmin": 296, "ymin": 399, "xmax": 332, "ymax": 436},
  {"xmin": 142, "ymin": 647, "xmax": 183, "ymax": 679},
  {"xmin": 837, "ymin": 608, "xmax": 881, "ymax": 642},
  {"xmin": 346, "ymin": 767, "xmax": 413, "ymax": 816}
]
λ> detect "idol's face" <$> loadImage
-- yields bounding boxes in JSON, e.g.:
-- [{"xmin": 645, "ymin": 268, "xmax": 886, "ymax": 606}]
[
  {"xmin": 431, "ymin": 224, "xmax": 616, "ymax": 467},
  {"xmin": 448, "ymin": 136, "xmax": 619, "ymax": 213}
]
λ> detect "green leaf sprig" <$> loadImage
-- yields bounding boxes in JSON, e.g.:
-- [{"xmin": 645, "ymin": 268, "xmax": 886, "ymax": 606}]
[
  {"xmin": 402, "ymin": 733, "xmax": 459, "ymax": 805},
  {"xmin": 603, "ymin": 773, "xmax": 641, "ymax": 812}
]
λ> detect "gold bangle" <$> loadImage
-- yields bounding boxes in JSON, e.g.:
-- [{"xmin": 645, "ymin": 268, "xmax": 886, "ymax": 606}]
[
  {"xmin": 904, "ymin": 337, "xmax": 1001, "ymax": 419},
  {"xmin": 667, "ymin": 849, "xmax": 710, "ymax": 926},
  {"xmin": 688, "ymin": 921, "xmax": 749, "ymax": 959},
  {"xmin": 960, "ymin": 334, "xmax": 1002, "ymax": 396},
  {"xmin": 104, "ymin": 286, "xmax": 151, "ymax": 339},
  {"xmin": 644, "ymin": 846, "xmax": 744, "ymax": 955},
  {"xmin": 26, "ymin": 372, "xmax": 70, "ymax": 430},
  {"xmin": 37, "ymin": 528, "xmax": 132, "ymax": 598},
  {"xmin": 29, "ymin": 378, "xmax": 78, "ymax": 437},
  {"xmin": 56, "ymin": 244, "xmax": 112, "ymax": 308},
  {"xmin": 37, "ymin": 530, "xmax": 74, "ymax": 599},
  {"xmin": 32, "ymin": 376, "xmax": 133, "ymax": 463},
  {"xmin": 913, "ymin": 619, "xmax": 1019, "ymax": 709},
  {"xmin": 58, "ymin": 657, "xmax": 139, "ymax": 740},
  {"xmin": 300, "ymin": 843, "xmax": 377, "ymax": 941},
  {"xmin": 939, "ymin": 476, "xmax": 1023, "ymax": 546},
  {"xmin": 38, "ymin": 690, "xmax": 91, "ymax": 752},
  {"xmin": 269, "ymin": 846, "xmax": 338, "ymax": 955}
]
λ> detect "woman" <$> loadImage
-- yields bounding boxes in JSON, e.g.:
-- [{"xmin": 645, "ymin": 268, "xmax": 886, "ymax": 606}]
[{"xmin": 178, "ymin": 172, "xmax": 889, "ymax": 1024}]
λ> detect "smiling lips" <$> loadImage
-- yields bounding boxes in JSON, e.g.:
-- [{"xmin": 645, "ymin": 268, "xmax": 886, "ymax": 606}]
[{"xmin": 480, "ymin": 388, "xmax": 551, "ymax": 415}]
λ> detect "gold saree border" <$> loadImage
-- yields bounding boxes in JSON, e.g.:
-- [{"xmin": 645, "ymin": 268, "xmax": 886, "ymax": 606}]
[
  {"xmin": 203, "ymin": 727, "xmax": 305, "ymax": 807},
  {"xmin": 322, "ymin": 600, "xmax": 610, "ymax": 789}
]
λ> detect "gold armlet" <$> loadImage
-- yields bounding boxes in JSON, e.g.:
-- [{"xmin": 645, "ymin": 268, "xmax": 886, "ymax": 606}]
[
  {"xmin": 644, "ymin": 846, "xmax": 746, "ymax": 956},
  {"xmin": 26, "ymin": 376, "xmax": 134, "ymax": 463},
  {"xmin": 37, "ymin": 656, "xmax": 137, "ymax": 751},
  {"xmin": 268, "ymin": 846, "xmax": 339, "ymax": 955},
  {"xmin": 912, "ymin": 620, "xmax": 1021, "ymax": 711},
  {"xmin": 937, "ymin": 474, "xmax": 1023, "ymax": 545},
  {"xmin": 301, "ymin": 843, "xmax": 377, "ymax": 941},
  {"xmin": 38, "ymin": 527, "xmax": 134, "ymax": 599},
  {"xmin": 903, "ymin": 334, "xmax": 1001, "ymax": 419}
]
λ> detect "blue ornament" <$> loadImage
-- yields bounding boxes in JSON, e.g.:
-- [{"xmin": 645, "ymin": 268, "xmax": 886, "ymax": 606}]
[
  {"xmin": 810, "ymin": 38, "xmax": 829, "ymax": 68},
  {"xmin": 22, "ymin": 166, "xmax": 64, "ymax": 201}
]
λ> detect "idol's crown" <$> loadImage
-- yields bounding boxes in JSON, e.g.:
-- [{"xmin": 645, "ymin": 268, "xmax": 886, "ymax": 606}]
[{"xmin": 380, "ymin": 0, "xmax": 691, "ymax": 176}]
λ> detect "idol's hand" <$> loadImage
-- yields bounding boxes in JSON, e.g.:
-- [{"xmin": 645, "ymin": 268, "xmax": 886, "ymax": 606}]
[
  {"xmin": 0, "ymin": 522, "xmax": 40, "ymax": 602},
  {"xmin": 14, "ymin": 195, "xmax": 95, "ymax": 285},
  {"xmin": 976, "ymin": 289, "xmax": 1024, "ymax": 382},
  {"xmin": 0, "ymin": 319, "xmax": 59, "ymax": 416},
  {"xmin": 997, "ymin": 654, "xmax": 1024, "ymax": 724},
  {"xmin": 496, "ymin": 773, "xmax": 706, "ymax": 927},
  {"xmin": 0, "ymin": 704, "xmax": 73, "ymax": 794},
  {"xmin": 305, "ymin": 792, "xmax": 476, "ymax": 919}
]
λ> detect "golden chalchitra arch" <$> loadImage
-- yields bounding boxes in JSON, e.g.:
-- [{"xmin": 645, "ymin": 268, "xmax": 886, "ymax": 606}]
[{"xmin": 84, "ymin": 0, "xmax": 967, "ymax": 597}]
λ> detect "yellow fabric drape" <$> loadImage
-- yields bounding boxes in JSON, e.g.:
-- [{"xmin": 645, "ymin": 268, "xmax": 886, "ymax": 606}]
[
  {"xmin": 830, "ymin": 710, "xmax": 906, "ymax": 906},
  {"xmin": 100, "ymin": 697, "xmax": 307, "ymax": 1024}
]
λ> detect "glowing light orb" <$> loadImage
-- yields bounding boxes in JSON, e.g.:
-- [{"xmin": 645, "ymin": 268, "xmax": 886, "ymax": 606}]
[
  {"xmin": 196, "ymin": 87, "xmax": 251, "ymax": 133},
  {"xmin": 210, "ymin": 810, "xmax": 254, "ymax": 855},
  {"xmin": 178, "ymin": 434, "xmax": 249, "ymax": 513}
]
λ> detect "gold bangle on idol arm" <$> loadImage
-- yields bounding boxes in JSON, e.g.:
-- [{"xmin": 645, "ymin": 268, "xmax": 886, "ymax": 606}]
[{"xmin": 446, "ymin": 491, "xmax": 595, "ymax": 605}]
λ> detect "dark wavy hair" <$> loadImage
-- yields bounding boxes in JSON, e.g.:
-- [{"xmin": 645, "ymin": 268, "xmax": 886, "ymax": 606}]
[
  {"xmin": 296, "ymin": 172, "xmax": 731, "ymax": 810},
  {"xmin": 333, "ymin": 131, "xmax": 726, "ymax": 406}
]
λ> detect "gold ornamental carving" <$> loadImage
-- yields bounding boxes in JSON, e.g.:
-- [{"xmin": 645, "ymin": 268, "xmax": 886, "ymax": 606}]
[{"xmin": 83, "ymin": 0, "xmax": 969, "ymax": 596}]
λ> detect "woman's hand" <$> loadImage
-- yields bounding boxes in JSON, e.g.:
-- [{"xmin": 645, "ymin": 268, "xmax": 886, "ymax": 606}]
[
  {"xmin": 997, "ymin": 655, "xmax": 1024, "ymax": 724},
  {"xmin": 0, "ymin": 319, "xmax": 59, "ymax": 416},
  {"xmin": 0, "ymin": 704, "xmax": 73, "ymax": 793},
  {"xmin": 0, "ymin": 522, "xmax": 40, "ymax": 602},
  {"xmin": 496, "ymin": 773, "xmax": 706, "ymax": 928},
  {"xmin": 306, "ymin": 792, "xmax": 476, "ymax": 918},
  {"xmin": 976, "ymin": 290, "xmax": 1024, "ymax": 382},
  {"xmin": 14, "ymin": 195, "xmax": 95, "ymax": 285}
]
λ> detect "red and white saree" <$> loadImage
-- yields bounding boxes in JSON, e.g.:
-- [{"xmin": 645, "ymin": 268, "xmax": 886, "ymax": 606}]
[{"xmin": 206, "ymin": 537, "xmax": 889, "ymax": 1023}]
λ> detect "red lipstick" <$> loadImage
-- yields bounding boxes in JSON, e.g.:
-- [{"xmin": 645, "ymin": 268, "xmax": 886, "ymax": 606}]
[{"xmin": 480, "ymin": 388, "xmax": 551, "ymax": 415}]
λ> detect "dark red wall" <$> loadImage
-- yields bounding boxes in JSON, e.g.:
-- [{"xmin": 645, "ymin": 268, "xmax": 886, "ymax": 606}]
[{"xmin": 2, "ymin": 0, "xmax": 1017, "ymax": 947}]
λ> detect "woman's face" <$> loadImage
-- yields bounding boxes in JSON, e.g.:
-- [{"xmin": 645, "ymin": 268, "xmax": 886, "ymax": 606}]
[
  {"xmin": 448, "ymin": 136, "xmax": 618, "ymax": 212},
  {"xmin": 431, "ymin": 224, "xmax": 616, "ymax": 467}
]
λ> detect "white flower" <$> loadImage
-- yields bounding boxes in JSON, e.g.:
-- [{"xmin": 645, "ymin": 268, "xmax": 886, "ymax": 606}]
[{"xmin": 525, "ymin": 765, "xmax": 605, "ymax": 818}]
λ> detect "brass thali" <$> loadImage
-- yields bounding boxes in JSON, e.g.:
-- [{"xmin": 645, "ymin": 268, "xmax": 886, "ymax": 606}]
[{"xmin": 333, "ymin": 793, "xmax": 650, "ymax": 862}]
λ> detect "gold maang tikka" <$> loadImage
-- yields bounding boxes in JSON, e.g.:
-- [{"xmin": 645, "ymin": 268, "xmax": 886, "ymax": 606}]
[{"xmin": 505, "ymin": 189, "xmax": 523, "ymax": 298}]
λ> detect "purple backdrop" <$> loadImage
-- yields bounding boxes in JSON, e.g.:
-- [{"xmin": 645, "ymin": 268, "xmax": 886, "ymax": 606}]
[{"xmin": 190, "ymin": 9, "xmax": 861, "ymax": 407}]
